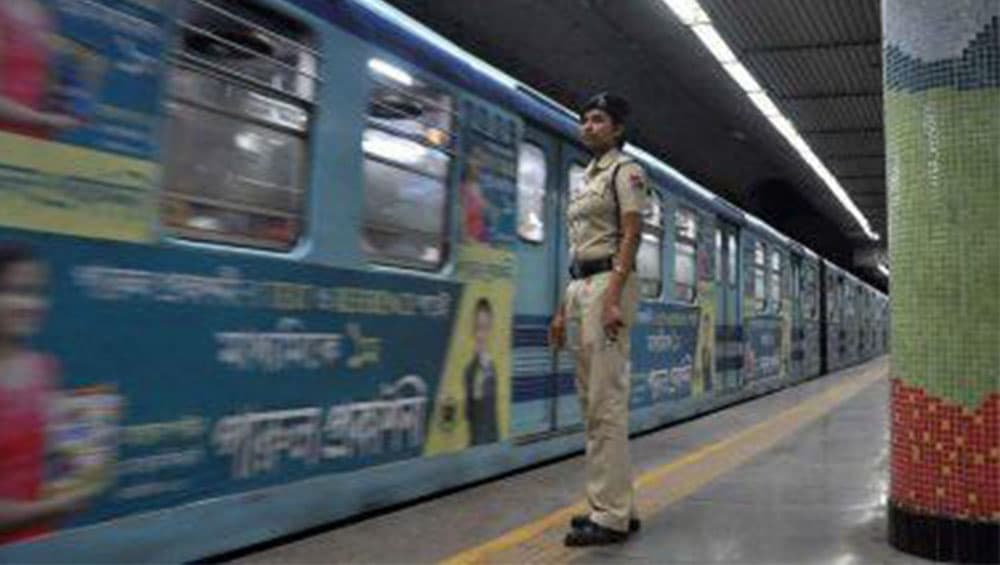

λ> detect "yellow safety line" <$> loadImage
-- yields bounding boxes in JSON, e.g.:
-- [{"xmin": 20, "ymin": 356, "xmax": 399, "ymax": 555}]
[{"xmin": 440, "ymin": 359, "xmax": 887, "ymax": 565}]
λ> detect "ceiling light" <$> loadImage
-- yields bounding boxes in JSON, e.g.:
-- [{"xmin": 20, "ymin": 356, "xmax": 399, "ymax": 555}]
[
  {"xmin": 722, "ymin": 61, "xmax": 761, "ymax": 92},
  {"xmin": 662, "ymin": 0, "xmax": 710, "ymax": 25},
  {"xmin": 692, "ymin": 24, "xmax": 736, "ymax": 63},
  {"xmin": 748, "ymin": 92, "xmax": 781, "ymax": 116},
  {"xmin": 660, "ymin": 0, "xmax": 879, "ymax": 241}
]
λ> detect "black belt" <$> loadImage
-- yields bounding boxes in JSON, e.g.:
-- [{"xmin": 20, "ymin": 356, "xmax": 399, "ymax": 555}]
[{"xmin": 569, "ymin": 256, "xmax": 616, "ymax": 280}]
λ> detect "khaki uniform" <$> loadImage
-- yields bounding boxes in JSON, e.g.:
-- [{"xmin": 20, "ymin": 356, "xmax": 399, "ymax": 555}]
[{"xmin": 564, "ymin": 148, "xmax": 647, "ymax": 532}]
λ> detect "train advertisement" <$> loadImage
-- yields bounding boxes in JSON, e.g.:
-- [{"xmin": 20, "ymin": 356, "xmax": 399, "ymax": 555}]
[{"xmin": 0, "ymin": 0, "xmax": 166, "ymax": 243}]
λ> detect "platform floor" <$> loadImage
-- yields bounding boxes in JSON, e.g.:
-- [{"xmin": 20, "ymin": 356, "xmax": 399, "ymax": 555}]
[{"xmin": 230, "ymin": 356, "xmax": 930, "ymax": 564}]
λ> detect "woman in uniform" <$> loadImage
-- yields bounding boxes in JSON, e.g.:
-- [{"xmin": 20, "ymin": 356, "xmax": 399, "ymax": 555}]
[{"xmin": 549, "ymin": 93, "xmax": 648, "ymax": 546}]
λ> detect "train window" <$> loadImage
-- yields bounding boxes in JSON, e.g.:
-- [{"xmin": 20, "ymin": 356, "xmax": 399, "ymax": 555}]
[
  {"xmin": 674, "ymin": 207, "xmax": 697, "ymax": 302},
  {"xmin": 804, "ymin": 265, "xmax": 818, "ymax": 320},
  {"xmin": 163, "ymin": 0, "xmax": 319, "ymax": 249},
  {"xmin": 517, "ymin": 143, "xmax": 547, "ymax": 243},
  {"xmin": 728, "ymin": 234, "xmax": 737, "ymax": 287},
  {"xmin": 769, "ymin": 250, "xmax": 782, "ymax": 313},
  {"xmin": 753, "ymin": 242, "xmax": 766, "ymax": 313},
  {"xmin": 567, "ymin": 163, "xmax": 587, "ymax": 199},
  {"xmin": 361, "ymin": 58, "xmax": 456, "ymax": 269},
  {"xmin": 638, "ymin": 193, "xmax": 664, "ymax": 299},
  {"xmin": 715, "ymin": 229, "xmax": 723, "ymax": 282},
  {"xmin": 829, "ymin": 276, "xmax": 842, "ymax": 323}
]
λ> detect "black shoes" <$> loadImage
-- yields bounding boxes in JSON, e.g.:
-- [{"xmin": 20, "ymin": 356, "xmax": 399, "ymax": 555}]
[
  {"xmin": 570, "ymin": 514, "xmax": 641, "ymax": 533},
  {"xmin": 564, "ymin": 516, "xmax": 637, "ymax": 547}
]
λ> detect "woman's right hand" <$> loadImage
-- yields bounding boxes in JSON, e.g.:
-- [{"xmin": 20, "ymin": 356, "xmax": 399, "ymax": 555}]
[{"xmin": 548, "ymin": 312, "xmax": 566, "ymax": 350}]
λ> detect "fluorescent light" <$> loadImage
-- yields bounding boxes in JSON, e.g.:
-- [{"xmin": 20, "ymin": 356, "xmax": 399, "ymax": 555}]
[
  {"xmin": 748, "ymin": 92, "xmax": 780, "ymax": 117},
  {"xmin": 662, "ymin": 0, "xmax": 710, "ymax": 25},
  {"xmin": 722, "ymin": 61, "xmax": 761, "ymax": 92},
  {"xmin": 660, "ymin": 0, "xmax": 879, "ymax": 241},
  {"xmin": 692, "ymin": 24, "xmax": 736, "ymax": 63},
  {"xmin": 877, "ymin": 263, "xmax": 890, "ymax": 277},
  {"xmin": 368, "ymin": 58, "xmax": 413, "ymax": 86}
]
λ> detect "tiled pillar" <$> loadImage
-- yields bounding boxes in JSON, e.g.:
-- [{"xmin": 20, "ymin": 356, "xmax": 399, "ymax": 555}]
[{"xmin": 883, "ymin": 0, "xmax": 999, "ymax": 562}]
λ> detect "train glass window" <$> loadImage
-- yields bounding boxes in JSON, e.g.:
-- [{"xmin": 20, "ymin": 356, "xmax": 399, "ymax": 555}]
[
  {"xmin": 674, "ymin": 207, "xmax": 697, "ymax": 302},
  {"xmin": 728, "ymin": 234, "xmax": 737, "ymax": 287},
  {"xmin": 163, "ymin": 0, "xmax": 318, "ymax": 249},
  {"xmin": 715, "ymin": 229, "xmax": 722, "ymax": 282},
  {"xmin": 361, "ymin": 58, "xmax": 456, "ymax": 269},
  {"xmin": 753, "ymin": 241, "xmax": 766, "ymax": 313},
  {"xmin": 805, "ymin": 265, "xmax": 818, "ymax": 320},
  {"xmin": 517, "ymin": 143, "xmax": 547, "ymax": 243},
  {"xmin": 637, "ymin": 193, "xmax": 664, "ymax": 299},
  {"xmin": 769, "ymin": 250, "xmax": 782, "ymax": 312},
  {"xmin": 567, "ymin": 163, "xmax": 586, "ymax": 200},
  {"xmin": 829, "ymin": 276, "xmax": 842, "ymax": 323}
]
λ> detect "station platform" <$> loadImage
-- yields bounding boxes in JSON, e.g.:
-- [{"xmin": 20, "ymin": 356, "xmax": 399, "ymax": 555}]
[{"xmin": 225, "ymin": 356, "xmax": 924, "ymax": 564}]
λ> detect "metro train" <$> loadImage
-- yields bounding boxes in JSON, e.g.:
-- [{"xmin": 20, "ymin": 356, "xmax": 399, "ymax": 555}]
[{"xmin": 0, "ymin": 0, "xmax": 888, "ymax": 561}]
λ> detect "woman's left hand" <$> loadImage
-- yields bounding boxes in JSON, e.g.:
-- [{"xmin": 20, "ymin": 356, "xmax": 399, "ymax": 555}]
[{"xmin": 601, "ymin": 295, "xmax": 624, "ymax": 342}]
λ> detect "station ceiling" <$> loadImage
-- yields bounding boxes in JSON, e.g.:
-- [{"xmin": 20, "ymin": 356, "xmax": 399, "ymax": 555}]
[{"xmin": 385, "ymin": 0, "xmax": 888, "ymax": 291}]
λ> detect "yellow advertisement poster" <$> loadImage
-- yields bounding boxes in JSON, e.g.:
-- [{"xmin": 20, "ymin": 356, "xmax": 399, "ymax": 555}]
[
  {"xmin": 424, "ymin": 244, "xmax": 515, "ymax": 455},
  {"xmin": 0, "ymin": 133, "xmax": 156, "ymax": 242},
  {"xmin": 692, "ymin": 281, "xmax": 717, "ymax": 397},
  {"xmin": 0, "ymin": 0, "xmax": 165, "ymax": 243}
]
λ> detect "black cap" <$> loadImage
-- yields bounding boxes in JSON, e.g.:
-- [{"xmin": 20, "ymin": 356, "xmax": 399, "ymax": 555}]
[{"xmin": 582, "ymin": 92, "xmax": 630, "ymax": 123}]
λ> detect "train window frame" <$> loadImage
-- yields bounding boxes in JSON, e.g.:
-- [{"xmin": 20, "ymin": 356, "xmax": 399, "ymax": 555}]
[
  {"xmin": 637, "ymin": 188, "xmax": 664, "ymax": 300},
  {"xmin": 752, "ymin": 241, "xmax": 767, "ymax": 313},
  {"xmin": 162, "ymin": 0, "xmax": 321, "ymax": 251},
  {"xmin": 567, "ymin": 162, "xmax": 587, "ymax": 201},
  {"xmin": 673, "ymin": 206, "xmax": 698, "ymax": 303},
  {"xmin": 359, "ymin": 56, "xmax": 458, "ymax": 271},
  {"xmin": 829, "ymin": 275, "xmax": 842, "ymax": 323},
  {"xmin": 727, "ymin": 233, "xmax": 737, "ymax": 287},
  {"xmin": 516, "ymin": 142, "xmax": 547, "ymax": 244},
  {"xmin": 804, "ymin": 264, "xmax": 819, "ymax": 321},
  {"xmin": 769, "ymin": 249, "xmax": 782, "ymax": 313},
  {"xmin": 715, "ymin": 228, "xmax": 723, "ymax": 283}
]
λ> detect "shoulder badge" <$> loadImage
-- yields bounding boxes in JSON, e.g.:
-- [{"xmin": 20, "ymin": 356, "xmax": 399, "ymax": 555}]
[{"xmin": 628, "ymin": 170, "xmax": 645, "ymax": 190}]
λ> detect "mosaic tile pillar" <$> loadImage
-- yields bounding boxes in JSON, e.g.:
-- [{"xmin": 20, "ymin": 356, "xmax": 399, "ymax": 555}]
[{"xmin": 883, "ymin": 1, "xmax": 1000, "ymax": 562}]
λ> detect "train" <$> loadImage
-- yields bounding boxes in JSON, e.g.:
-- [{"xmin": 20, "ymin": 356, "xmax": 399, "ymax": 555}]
[{"xmin": 0, "ymin": 0, "xmax": 888, "ymax": 561}]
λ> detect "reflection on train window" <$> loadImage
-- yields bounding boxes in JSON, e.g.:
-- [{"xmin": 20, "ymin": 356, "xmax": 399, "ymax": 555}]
[
  {"xmin": 517, "ymin": 143, "xmax": 547, "ymax": 243},
  {"xmin": 804, "ymin": 265, "xmax": 819, "ymax": 320},
  {"xmin": 361, "ymin": 58, "xmax": 456, "ymax": 270},
  {"xmin": 674, "ymin": 207, "xmax": 697, "ymax": 302},
  {"xmin": 829, "ymin": 275, "xmax": 842, "ymax": 323},
  {"xmin": 753, "ymin": 241, "xmax": 766, "ymax": 313},
  {"xmin": 567, "ymin": 163, "xmax": 586, "ymax": 200},
  {"xmin": 728, "ymin": 234, "xmax": 737, "ymax": 287},
  {"xmin": 163, "ymin": 0, "xmax": 318, "ymax": 249},
  {"xmin": 769, "ymin": 250, "xmax": 782, "ymax": 313},
  {"xmin": 715, "ymin": 229, "xmax": 722, "ymax": 282},
  {"xmin": 638, "ymin": 192, "xmax": 663, "ymax": 299}
]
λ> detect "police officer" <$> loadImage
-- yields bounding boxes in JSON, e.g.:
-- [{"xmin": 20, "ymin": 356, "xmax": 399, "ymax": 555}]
[{"xmin": 549, "ymin": 93, "xmax": 648, "ymax": 546}]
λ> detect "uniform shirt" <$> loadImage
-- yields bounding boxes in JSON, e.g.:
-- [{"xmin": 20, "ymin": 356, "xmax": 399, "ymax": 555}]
[{"xmin": 567, "ymin": 148, "xmax": 649, "ymax": 262}]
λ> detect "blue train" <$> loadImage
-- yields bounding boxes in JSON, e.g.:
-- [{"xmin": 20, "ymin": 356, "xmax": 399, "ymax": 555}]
[{"xmin": 0, "ymin": 0, "xmax": 887, "ymax": 561}]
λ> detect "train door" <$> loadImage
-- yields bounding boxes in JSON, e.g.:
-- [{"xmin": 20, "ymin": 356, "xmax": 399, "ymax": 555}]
[
  {"xmin": 552, "ymin": 143, "xmax": 591, "ymax": 432},
  {"xmin": 715, "ymin": 221, "xmax": 741, "ymax": 391},
  {"xmin": 789, "ymin": 253, "xmax": 804, "ymax": 380},
  {"xmin": 510, "ymin": 125, "xmax": 563, "ymax": 439}
]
